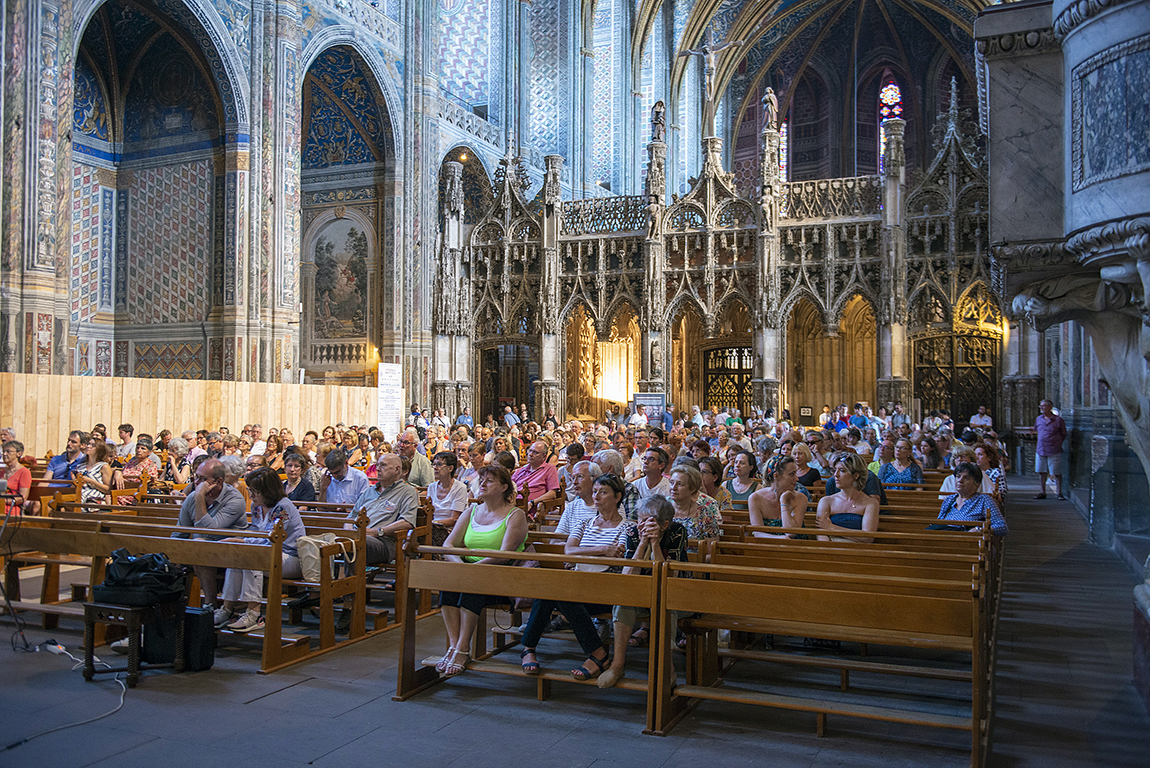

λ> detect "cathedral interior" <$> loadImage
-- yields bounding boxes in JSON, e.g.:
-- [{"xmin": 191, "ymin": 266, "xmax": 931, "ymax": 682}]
[
  {"xmin": 2, "ymin": 0, "xmax": 1145, "ymax": 546},
  {"xmin": 1, "ymin": 0, "xmax": 1149, "ymax": 735}
]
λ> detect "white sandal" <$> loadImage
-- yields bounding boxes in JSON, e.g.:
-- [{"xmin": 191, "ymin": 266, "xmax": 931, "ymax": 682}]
[{"xmin": 435, "ymin": 646, "xmax": 457, "ymax": 674}]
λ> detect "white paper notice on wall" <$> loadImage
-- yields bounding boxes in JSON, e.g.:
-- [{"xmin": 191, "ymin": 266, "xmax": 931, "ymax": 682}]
[{"xmin": 377, "ymin": 362, "xmax": 404, "ymax": 440}]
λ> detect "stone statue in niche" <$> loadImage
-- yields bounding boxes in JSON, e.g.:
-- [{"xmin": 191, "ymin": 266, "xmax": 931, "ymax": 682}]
[
  {"xmin": 445, "ymin": 168, "xmax": 464, "ymax": 218},
  {"xmin": 646, "ymin": 196, "xmax": 662, "ymax": 239},
  {"xmin": 650, "ymin": 101, "xmax": 666, "ymax": 143},
  {"xmin": 762, "ymin": 87, "xmax": 778, "ymax": 129},
  {"xmin": 651, "ymin": 338, "xmax": 662, "ymax": 377}
]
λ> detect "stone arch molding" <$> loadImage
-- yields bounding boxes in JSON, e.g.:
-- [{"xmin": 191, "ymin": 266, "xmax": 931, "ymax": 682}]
[
  {"xmin": 302, "ymin": 27, "xmax": 404, "ymax": 165},
  {"xmin": 73, "ymin": 0, "xmax": 251, "ymax": 132}
]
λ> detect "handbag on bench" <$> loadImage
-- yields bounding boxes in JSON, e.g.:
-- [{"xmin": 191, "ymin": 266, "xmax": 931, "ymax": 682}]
[{"xmin": 297, "ymin": 533, "xmax": 357, "ymax": 582}]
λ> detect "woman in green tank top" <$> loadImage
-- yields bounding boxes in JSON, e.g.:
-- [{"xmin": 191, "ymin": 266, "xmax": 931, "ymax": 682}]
[{"xmin": 436, "ymin": 464, "xmax": 528, "ymax": 676}]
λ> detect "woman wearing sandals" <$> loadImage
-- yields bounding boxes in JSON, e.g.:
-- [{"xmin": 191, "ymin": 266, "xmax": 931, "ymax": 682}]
[
  {"xmin": 519, "ymin": 473, "xmax": 629, "ymax": 681},
  {"xmin": 598, "ymin": 495, "xmax": 687, "ymax": 688},
  {"xmin": 436, "ymin": 465, "xmax": 529, "ymax": 677}
]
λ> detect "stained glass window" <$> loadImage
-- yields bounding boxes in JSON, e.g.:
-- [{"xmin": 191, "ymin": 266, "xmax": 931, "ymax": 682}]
[{"xmin": 878, "ymin": 80, "xmax": 901, "ymax": 174}]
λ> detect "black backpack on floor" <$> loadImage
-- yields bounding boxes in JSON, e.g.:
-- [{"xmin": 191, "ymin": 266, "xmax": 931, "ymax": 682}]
[{"xmin": 142, "ymin": 606, "xmax": 216, "ymax": 671}]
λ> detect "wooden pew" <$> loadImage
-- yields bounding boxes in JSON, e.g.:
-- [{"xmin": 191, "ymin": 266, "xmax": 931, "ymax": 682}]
[
  {"xmin": 1, "ymin": 517, "xmax": 312, "ymax": 673},
  {"xmin": 650, "ymin": 555, "xmax": 991, "ymax": 765},
  {"xmin": 393, "ymin": 543, "xmax": 663, "ymax": 732}
]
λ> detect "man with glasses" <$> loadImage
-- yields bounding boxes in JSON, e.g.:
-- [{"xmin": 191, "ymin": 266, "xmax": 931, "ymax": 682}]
[
  {"xmin": 511, "ymin": 441, "xmax": 561, "ymax": 502},
  {"xmin": 805, "ymin": 432, "xmax": 833, "ymax": 476},
  {"xmin": 318, "ymin": 449, "xmax": 370, "ymax": 503},
  {"xmin": 396, "ymin": 428, "xmax": 433, "ymax": 487},
  {"xmin": 635, "ymin": 447, "xmax": 672, "ymax": 499},
  {"xmin": 173, "ymin": 458, "xmax": 248, "ymax": 609}
]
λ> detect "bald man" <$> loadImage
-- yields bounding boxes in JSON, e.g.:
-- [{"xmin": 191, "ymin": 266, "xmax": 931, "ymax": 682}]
[{"xmin": 510, "ymin": 441, "xmax": 561, "ymax": 502}]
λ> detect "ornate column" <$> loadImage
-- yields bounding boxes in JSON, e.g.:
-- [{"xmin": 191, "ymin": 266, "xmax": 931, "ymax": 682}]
[
  {"xmin": 877, "ymin": 118, "xmax": 911, "ymax": 410},
  {"xmin": 431, "ymin": 161, "xmax": 465, "ymax": 416},
  {"xmin": 639, "ymin": 137, "xmax": 667, "ymax": 394},
  {"xmin": 752, "ymin": 124, "xmax": 782, "ymax": 413},
  {"xmin": 268, "ymin": 0, "xmax": 303, "ymax": 382},
  {"xmin": 535, "ymin": 155, "xmax": 565, "ymax": 420},
  {"xmin": 0, "ymin": 0, "xmax": 73, "ymax": 374}
]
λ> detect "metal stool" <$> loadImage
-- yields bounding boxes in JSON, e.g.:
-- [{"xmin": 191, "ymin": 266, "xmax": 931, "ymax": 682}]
[{"xmin": 83, "ymin": 599, "xmax": 186, "ymax": 687}]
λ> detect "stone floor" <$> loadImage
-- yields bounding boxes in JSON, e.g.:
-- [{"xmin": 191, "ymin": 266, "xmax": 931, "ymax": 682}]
[{"xmin": 1, "ymin": 476, "xmax": 1148, "ymax": 768}]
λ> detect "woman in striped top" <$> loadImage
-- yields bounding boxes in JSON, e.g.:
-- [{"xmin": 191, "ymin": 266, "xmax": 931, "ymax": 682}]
[{"xmin": 519, "ymin": 473, "xmax": 628, "ymax": 681}]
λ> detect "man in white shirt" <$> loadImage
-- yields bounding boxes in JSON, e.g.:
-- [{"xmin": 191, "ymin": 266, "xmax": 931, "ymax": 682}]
[
  {"xmin": 249, "ymin": 423, "xmax": 267, "ymax": 456},
  {"xmin": 969, "ymin": 405, "xmax": 993, "ymax": 430},
  {"xmin": 628, "ymin": 404, "xmax": 649, "ymax": 427},
  {"xmin": 635, "ymin": 447, "xmax": 672, "ymax": 498}
]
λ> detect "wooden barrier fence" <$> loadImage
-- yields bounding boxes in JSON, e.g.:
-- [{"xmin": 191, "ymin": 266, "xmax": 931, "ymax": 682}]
[{"xmin": 0, "ymin": 373, "xmax": 377, "ymax": 457}]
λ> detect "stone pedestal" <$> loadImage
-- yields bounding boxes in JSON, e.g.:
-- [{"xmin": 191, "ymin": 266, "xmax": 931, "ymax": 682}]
[
  {"xmin": 876, "ymin": 378, "xmax": 912, "ymax": 412},
  {"xmin": 638, "ymin": 378, "xmax": 664, "ymax": 393},
  {"xmin": 752, "ymin": 379, "xmax": 780, "ymax": 415},
  {"xmin": 535, "ymin": 381, "xmax": 563, "ymax": 424}
]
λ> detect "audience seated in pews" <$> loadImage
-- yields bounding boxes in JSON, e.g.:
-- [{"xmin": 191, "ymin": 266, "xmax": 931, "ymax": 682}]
[
  {"xmin": 667, "ymin": 464, "xmax": 722, "ymax": 545},
  {"xmin": 427, "ymin": 451, "xmax": 469, "ymax": 544},
  {"xmin": 214, "ymin": 467, "xmax": 307, "ymax": 632},
  {"xmin": 1, "ymin": 440, "xmax": 32, "ymax": 515},
  {"xmin": 937, "ymin": 446, "xmax": 996, "ymax": 498},
  {"xmin": 346, "ymin": 453, "xmax": 418, "ymax": 567},
  {"xmin": 933, "ymin": 462, "xmax": 1009, "ymax": 537},
  {"xmin": 283, "ymin": 451, "xmax": 316, "ymax": 505},
  {"xmin": 879, "ymin": 438, "xmax": 923, "ymax": 487},
  {"xmin": 697, "ymin": 456, "xmax": 732, "ymax": 513},
  {"xmin": 319, "ymin": 449, "xmax": 370, "ymax": 503},
  {"xmin": 437, "ymin": 465, "xmax": 528, "ymax": 677},
  {"xmin": 599, "ymin": 495, "xmax": 688, "ymax": 688},
  {"xmin": 553, "ymin": 460, "xmax": 601, "ymax": 537},
  {"xmin": 77, "ymin": 437, "xmax": 115, "ymax": 503},
  {"xmin": 723, "ymin": 450, "xmax": 761, "ymax": 504},
  {"xmin": 511, "ymin": 441, "xmax": 562, "ymax": 502},
  {"xmin": 814, "ymin": 452, "xmax": 880, "ymax": 543},
  {"xmin": 520, "ymin": 472, "xmax": 629, "ymax": 680},
  {"xmin": 748, "ymin": 454, "xmax": 809, "ymax": 536},
  {"xmin": 173, "ymin": 458, "xmax": 249, "ymax": 611}
]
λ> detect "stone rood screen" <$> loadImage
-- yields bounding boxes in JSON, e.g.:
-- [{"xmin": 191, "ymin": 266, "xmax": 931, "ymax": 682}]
[{"xmin": 430, "ymin": 97, "xmax": 994, "ymax": 425}]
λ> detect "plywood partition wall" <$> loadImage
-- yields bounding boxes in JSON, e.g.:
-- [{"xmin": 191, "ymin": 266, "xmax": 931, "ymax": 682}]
[{"xmin": 0, "ymin": 373, "xmax": 377, "ymax": 458}]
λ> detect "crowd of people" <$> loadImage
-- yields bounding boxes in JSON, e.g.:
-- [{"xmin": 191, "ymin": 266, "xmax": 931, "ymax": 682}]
[{"xmin": 0, "ymin": 395, "xmax": 1059, "ymax": 672}]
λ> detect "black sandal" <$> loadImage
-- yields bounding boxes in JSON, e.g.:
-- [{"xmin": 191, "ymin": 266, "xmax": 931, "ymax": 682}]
[
  {"xmin": 520, "ymin": 648, "xmax": 540, "ymax": 675},
  {"xmin": 572, "ymin": 650, "xmax": 608, "ymax": 680}
]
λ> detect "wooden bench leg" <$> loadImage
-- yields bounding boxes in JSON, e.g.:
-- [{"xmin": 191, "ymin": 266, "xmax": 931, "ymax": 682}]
[
  {"xmin": 40, "ymin": 563, "xmax": 61, "ymax": 630},
  {"xmin": 816, "ymin": 712, "xmax": 827, "ymax": 737},
  {"xmin": 537, "ymin": 677, "xmax": 551, "ymax": 701},
  {"xmin": 840, "ymin": 669, "xmax": 849, "ymax": 691}
]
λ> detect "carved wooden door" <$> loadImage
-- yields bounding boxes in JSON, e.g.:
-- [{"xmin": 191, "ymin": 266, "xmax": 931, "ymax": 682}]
[
  {"xmin": 703, "ymin": 347, "xmax": 754, "ymax": 416},
  {"xmin": 913, "ymin": 333, "xmax": 997, "ymax": 426}
]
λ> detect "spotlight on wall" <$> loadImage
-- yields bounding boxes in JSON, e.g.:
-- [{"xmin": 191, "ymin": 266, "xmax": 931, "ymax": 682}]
[{"xmin": 460, "ymin": 153, "xmax": 468, "ymax": 161}]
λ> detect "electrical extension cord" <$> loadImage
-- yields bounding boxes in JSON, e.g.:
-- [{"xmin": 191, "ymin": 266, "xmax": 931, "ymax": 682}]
[{"xmin": 2, "ymin": 643, "xmax": 127, "ymax": 752}]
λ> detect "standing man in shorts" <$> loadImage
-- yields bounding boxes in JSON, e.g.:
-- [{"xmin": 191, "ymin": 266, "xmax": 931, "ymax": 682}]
[{"xmin": 1034, "ymin": 399, "xmax": 1067, "ymax": 500}]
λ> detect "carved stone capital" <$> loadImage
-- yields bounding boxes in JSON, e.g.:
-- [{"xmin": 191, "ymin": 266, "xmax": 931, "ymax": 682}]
[
  {"xmin": 991, "ymin": 239, "xmax": 1076, "ymax": 306},
  {"xmin": 975, "ymin": 27, "xmax": 1059, "ymax": 60},
  {"xmin": 1065, "ymin": 217, "xmax": 1150, "ymax": 262},
  {"xmin": 1054, "ymin": 0, "xmax": 1138, "ymax": 39}
]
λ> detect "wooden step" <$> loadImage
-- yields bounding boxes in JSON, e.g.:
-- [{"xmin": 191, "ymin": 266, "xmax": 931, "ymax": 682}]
[
  {"xmin": 3, "ymin": 600, "xmax": 85, "ymax": 617},
  {"xmin": 674, "ymin": 684, "xmax": 972, "ymax": 730}
]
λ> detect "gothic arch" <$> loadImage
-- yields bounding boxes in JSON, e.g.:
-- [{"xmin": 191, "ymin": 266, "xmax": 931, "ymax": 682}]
[
  {"xmin": 829, "ymin": 289, "xmax": 879, "ymax": 330},
  {"xmin": 301, "ymin": 27, "xmax": 403, "ymax": 163},
  {"xmin": 74, "ymin": 0, "xmax": 249, "ymax": 132}
]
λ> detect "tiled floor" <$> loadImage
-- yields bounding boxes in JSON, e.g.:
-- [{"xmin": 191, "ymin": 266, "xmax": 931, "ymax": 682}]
[{"xmin": 1, "ymin": 477, "xmax": 1147, "ymax": 768}]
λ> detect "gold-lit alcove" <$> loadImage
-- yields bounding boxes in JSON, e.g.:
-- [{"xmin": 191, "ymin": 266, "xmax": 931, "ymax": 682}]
[
  {"xmin": 565, "ymin": 304, "xmax": 640, "ymax": 420},
  {"xmin": 784, "ymin": 295, "xmax": 877, "ymax": 417}
]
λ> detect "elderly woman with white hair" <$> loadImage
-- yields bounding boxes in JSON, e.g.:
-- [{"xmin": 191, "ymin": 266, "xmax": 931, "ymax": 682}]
[
  {"xmin": 553, "ymin": 459, "xmax": 602, "ymax": 537},
  {"xmin": 162, "ymin": 436, "xmax": 193, "ymax": 485},
  {"xmin": 590, "ymin": 448, "xmax": 640, "ymax": 521}
]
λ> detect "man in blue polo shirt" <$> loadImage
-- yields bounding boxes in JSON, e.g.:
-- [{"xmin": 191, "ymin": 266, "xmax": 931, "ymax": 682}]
[
  {"xmin": 455, "ymin": 406, "xmax": 474, "ymax": 429},
  {"xmin": 849, "ymin": 403, "xmax": 869, "ymax": 430},
  {"xmin": 44, "ymin": 430, "xmax": 88, "ymax": 488}
]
